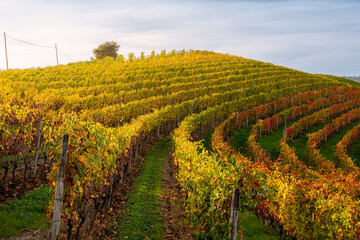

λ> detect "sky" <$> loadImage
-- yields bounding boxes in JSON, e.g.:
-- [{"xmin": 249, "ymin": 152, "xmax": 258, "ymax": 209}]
[{"xmin": 0, "ymin": 0, "xmax": 359, "ymax": 76}]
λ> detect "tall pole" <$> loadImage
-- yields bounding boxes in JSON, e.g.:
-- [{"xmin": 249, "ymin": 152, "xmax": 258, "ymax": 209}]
[
  {"xmin": 49, "ymin": 134, "xmax": 69, "ymax": 240},
  {"xmin": 55, "ymin": 43, "xmax": 59, "ymax": 65},
  {"xmin": 229, "ymin": 188, "xmax": 240, "ymax": 240},
  {"xmin": 4, "ymin": 32, "xmax": 8, "ymax": 70}
]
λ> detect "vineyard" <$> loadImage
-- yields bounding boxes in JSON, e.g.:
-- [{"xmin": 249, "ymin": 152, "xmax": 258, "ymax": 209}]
[{"xmin": 1, "ymin": 50, "xmax": 360, "ymax": 239}]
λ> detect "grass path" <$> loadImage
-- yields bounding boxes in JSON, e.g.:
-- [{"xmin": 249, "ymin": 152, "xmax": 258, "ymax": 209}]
[
  {"xmin": 114, "ymin": 137, "xmax": 171, "ymax": 239},
  {"xmin": 229, "ymin": 125, "xmax": 252, "ymax": 157},
  {"xmin": 0, "ymin": 185, "xmax": 52, "ymax": 238},
  {"xmin": 348, "ymin": 140, "xmax": 360, "ymax": 166},
  {"xmin": 319, "ymin": 120, "xmax": 360, "ymax": 163}
]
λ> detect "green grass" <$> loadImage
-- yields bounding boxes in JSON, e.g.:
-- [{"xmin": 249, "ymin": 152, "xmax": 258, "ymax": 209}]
[
  {"xmin": 239, "ymin": 208, "xmax": 283, "ymax": 240},
  {"xmin": 288, "ymin": 121, "xmax": 329, "ymax": 163},
  {"xmin": 0, "ymin": 185, "xmax": 53, "ymax": 238},
  {"xmin": 201, "ymin": 130, "xmax": 214, "ymax": 152},
  {"xmin": 229, "ymin": 125, "xmax": 253, "ymax": 157},
  {"xmin": 259, "ymin": 120, "xmax": 335, "ymax": 162},
  {"xmin": 228, "ymin": 116, "xmax": 359, "ymax": 166},
  {"xmin": 319, "ymin": 120, "xmax": 360, "ymax": 163},
  {"xmin": 348, "ymin": 140, "xmax": 360, "ymax": 166},
  {"xmin": 286, "ymin": 120, "xmax": 360, "ymax": 165},
  {"xmin": 114, "ymin": 137, "xmax": 171, "ymax": 240},
  {"xmin": 258, "ymin": 127, "xmax": 286, "ymax": 160}
]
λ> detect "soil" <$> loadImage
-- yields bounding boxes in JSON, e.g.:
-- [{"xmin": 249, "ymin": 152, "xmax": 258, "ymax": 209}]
[
  {"xmin": 161, "ymin": 147, "xmax": 194, "ymax": 240},
  {"xmin": 1, "ymin": 229, "xmax": 48, "ymax": 240},
  {"xmin": 0, "ymin": 162, "xmax": 49, "ymax": 204}
]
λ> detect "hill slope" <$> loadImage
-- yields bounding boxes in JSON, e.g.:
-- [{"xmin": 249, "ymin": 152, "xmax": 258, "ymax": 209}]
[{"xmin": 0, "ymin": 50, "xmax": 359, "ymax": 239}]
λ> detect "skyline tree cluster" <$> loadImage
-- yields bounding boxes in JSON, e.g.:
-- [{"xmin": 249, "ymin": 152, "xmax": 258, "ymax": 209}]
[{"xmin": 93, "ymin": 41, "xmax": 120, "ymax": 60}]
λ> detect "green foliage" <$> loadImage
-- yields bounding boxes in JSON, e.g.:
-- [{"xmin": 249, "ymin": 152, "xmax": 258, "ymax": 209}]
[
  {"xmin": 128, "ymin": 52, "xmax": 135, "ymax": 61},
  {"xmin": 116, "ymin": 54, "xmax": 124, "ymax": 62},
  {"xmin": 93, "ymin": 41, "xmax": 120, "ymax": 60},
  {"xmin": 203, "ymin": 133, "xmax": 283, "ymax": 239}
]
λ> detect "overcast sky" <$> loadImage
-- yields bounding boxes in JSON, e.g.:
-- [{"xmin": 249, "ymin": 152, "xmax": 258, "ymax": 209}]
[{"xmin": 0, "ymin": 0, "xmax": 359, "ymax": 76}]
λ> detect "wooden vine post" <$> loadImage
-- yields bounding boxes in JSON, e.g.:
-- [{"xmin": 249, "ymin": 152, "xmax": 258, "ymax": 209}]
[
  {"xmin": 236, "ymin": 112, "xmax": 239, "ymax": 128},
  {"xmin": 34, "ymin": 118, "xmax": 43, "ymax": 176},
  {"xmin": 229, "ymin": 188, "xmax": 240, "ymax": 240},
  {"xmin": 49, "ymin": 134, "xmax": 69, "ymax": 240}
]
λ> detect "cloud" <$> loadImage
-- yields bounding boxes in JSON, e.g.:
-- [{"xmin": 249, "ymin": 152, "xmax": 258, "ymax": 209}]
[{"xmin": 0, "ymin": 0, "xmax": 359, "ymax": 75}]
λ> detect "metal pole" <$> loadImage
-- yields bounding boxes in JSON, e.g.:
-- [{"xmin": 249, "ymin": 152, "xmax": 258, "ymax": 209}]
[
  {"xmin": 55, "ymin": 44, "xmax": 59, "ymax": 65},
  {"xmin": 4, "ymin": 32, "xmax": 8, "ymax": 70}
]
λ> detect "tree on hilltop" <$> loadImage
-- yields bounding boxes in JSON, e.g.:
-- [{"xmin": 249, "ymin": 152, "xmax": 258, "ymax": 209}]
[{"xmin": 93, "ymin": 41, "xmax": 120, "ymax": 60}]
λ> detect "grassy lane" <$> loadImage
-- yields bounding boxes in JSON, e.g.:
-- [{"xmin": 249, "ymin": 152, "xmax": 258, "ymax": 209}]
[
  {"xmin": 349, "ymin": 140, "xmax": 360, "ymax": 166},
  {"xmin": 288, "ymin": 121, "xmax": 329, "ymax": 163},
  {"xmin": 258, "ymin": 126, "xmax": 285, "ymax": 160},
  {"xmin": 229, "ymin": 125, "xmax": 253, "ymax": 157},
  {"xmin": 114, "ymin": 137, "xmax": 171, "ymax": 240},
  {"xmin": 259, "ymin": 120, "xmax": 332, "ymax": 162},
  {"xmin": 201, "ymin": 130, "xmax": 214, "ymax": 152},
  {"xmin": 285, "ymin": 120, "xmax": 360, "ymax": 165},
  {"xmin": 238, "ymin": 209, "xmax": 282, "ymax": 240},
  {"xmin": 319, "ymin": 120, "xmax": 360, "ymax": 163},
  {"xmin": 0, "ymin": 185, "xmax": 53, "ymax": 238}
]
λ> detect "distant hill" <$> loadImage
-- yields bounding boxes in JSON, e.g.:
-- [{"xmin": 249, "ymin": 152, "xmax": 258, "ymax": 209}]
[{"xmin": 343, "ymin": 76, "xmax": 360, "ymax": 81}]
